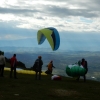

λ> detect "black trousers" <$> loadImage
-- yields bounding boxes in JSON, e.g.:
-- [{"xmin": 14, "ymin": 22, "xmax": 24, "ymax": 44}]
[
  {"xmin": 77, "ymin": 69, "xmax": 88, "ymax": 82},
  {"xmin": 35, "ymin": 71, "xmax": 41, "ymax": 80},
  {"xmin": 10, "ymin": 67, "xmax": 17, "ymax": 78},
  {"xmin": 77, "ymin": 75, "xmax": 86, "ymax": 82},
  {"xmin": 0, "ymin": 64, "xmax": 5, "ymax": 77}
]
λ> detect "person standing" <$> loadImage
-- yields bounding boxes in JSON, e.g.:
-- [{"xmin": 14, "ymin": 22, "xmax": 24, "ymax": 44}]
[
  {"xmin": 45, "ymin": 60, "xmax": 55, "ymax": 74},
  {"xmin": 10, "ymin": 54, "xmax": 17, "ymax": 79},
  {"xmin": 77, "ymin": 58, "xmax": 88, "ymax": 82},
  {"xmin": 34, "ymin": 56, "xmax": 43, "ymax": 80},
  {"xmin": 0, "ymin": 51, "xmax": 6, "ymax": 77},
  {"xmin": 82, "ymin": 59, "xmax": 88, "ymax": 82}
]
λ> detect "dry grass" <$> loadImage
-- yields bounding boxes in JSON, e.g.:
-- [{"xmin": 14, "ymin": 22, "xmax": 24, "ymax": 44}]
[
  {"xmin": 51, "ymin": 89, "xmax": 80, "ymax": 96},
  {"xmin": 0, "ymin": 71, "xmax": 100, "ymax": 100}
]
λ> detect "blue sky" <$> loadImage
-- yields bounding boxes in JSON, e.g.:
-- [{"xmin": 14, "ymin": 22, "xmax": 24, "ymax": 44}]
[{"xmin": 0, "ymin": 0, "xmax": 100, "ymax": 51}]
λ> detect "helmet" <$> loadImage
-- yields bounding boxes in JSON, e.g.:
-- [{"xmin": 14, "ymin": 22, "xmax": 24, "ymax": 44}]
[{"xmin": 50, "ymin": 60, "xmax": 53, "ymax": 63}]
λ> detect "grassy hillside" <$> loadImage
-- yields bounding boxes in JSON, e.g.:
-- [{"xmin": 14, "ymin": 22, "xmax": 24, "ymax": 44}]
[{"xmin": 0, "ymin": 70, "xmax": 100, "ymax": 100}]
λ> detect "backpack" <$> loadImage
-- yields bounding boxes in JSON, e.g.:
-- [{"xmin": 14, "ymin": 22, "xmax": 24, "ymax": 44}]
[
  {"xmin": 32, "ymin": 63, "xmax": 36, "ymax": 71},
  {"xmin": 32, "ymin": 59, "xmax": 40, "ymax": 71},
  {"xmin": 32, "ymin": 60, "xmax": 37, "ymax": 71}
]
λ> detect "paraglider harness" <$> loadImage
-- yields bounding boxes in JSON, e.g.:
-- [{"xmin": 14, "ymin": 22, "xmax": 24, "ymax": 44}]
[
  {"xmin": 45, "ymin": 65, "xmax": 52, "ymax": 74},
  {"xmin": 33, "ymin": 59, "xmax": 42, "ymax": 72},
  {"xmin": 45, "ymin": 64, "xmax": 55, "ymax": 74}
]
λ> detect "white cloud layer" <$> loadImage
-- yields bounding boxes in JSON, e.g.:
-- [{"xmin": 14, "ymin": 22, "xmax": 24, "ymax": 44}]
[
  {"xmin": 0, "ymin": 34, "xmax": 34, "ymax": 40},
  {"xmin": 0, "ymin": 0, "xmax": 100, "ymax": 32}
]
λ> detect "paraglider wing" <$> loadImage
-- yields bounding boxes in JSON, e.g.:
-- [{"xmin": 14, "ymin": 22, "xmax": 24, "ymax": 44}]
[
  {"xmin": 66, "ymin": 64, "xmax": 86, "ymax": 77},
  {"xmin": 47, "ymin": 27, "xmax": 60, "ymax": 50},
  {"xmin": 37, "ymin": 27, "xmax": 60, "ymax": 51}
]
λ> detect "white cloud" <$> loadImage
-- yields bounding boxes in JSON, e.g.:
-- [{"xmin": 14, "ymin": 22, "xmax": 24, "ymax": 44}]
[
  {"xmin": 0, "ymin": 34, "xmax": 35, "ymax": 40},
  {"xmin": 0, "ymin": 0, "xmax": 100, "ymax": 32}
]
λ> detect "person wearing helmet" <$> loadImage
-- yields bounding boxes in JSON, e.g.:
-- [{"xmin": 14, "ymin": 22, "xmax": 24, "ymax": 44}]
[{"xmin": 45, "ymin": 60, "xmax": 55, "ymax": 74}]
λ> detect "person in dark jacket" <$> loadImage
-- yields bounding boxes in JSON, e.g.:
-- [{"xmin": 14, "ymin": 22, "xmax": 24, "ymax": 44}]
[
  {"xmin": 81, "ymin": 58, "xmax": 88, "ymax": 81},
  {"xmin": 34, "ymin": 56, "xmax": 43, "ymax": 80},
  {"xmin": 10, "ymin": 54, "xmax": 17, "ymax": 79},
  {"xmin": 77, "ymin": 58, "xmax": 88, "ymax": 82}
]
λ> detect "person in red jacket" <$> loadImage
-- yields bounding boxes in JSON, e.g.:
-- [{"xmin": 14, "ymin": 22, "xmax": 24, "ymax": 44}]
[{"xmin": 10, "ymin": 54, "xmax": 17, "ymax": 79}]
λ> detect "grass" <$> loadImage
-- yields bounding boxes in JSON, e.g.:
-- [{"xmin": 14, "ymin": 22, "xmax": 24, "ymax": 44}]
[{"xmin": 0, "ymin": 70, "xmax": 100, "ymax": 100}]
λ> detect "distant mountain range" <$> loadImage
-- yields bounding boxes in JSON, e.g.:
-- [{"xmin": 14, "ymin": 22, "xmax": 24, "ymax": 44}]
[
  {"xmin": 1, "ymin": 46, "xmax": 100, "ymax": 53},
  {"xmin": 1, "ymin": 33, "xmax": 100, "ymax": 52},
  {"xmin": 0, "ymin": 46, "xmax": 65, "ymax": 53}
]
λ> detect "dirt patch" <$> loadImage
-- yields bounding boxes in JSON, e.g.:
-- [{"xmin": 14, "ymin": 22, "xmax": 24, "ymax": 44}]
[{"xmin": 50, "ymin": 89, "xmax": 80, "ymax": 97}]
